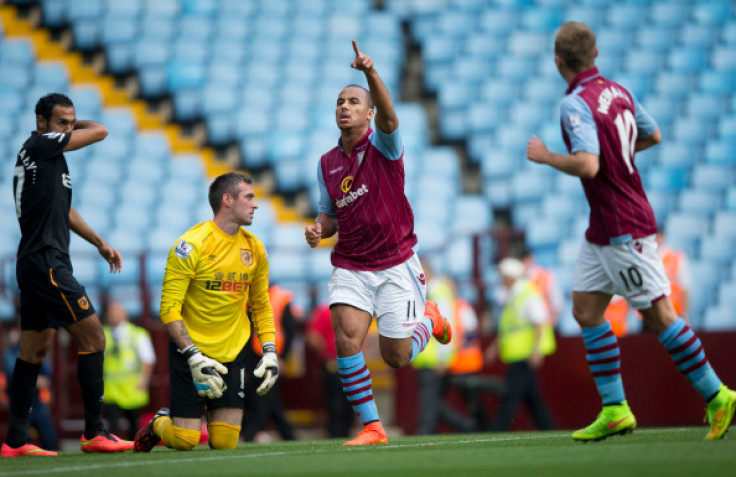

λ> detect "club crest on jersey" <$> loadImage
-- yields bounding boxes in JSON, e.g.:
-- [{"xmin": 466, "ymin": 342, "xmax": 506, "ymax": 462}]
[
  {"xmin": 417, "ymin": 274, "xmax": 426, "ymax": 285},
  {"xmin": 241, "ymin": 249, "xmax": 254, "ymax": 266},
  {"xmin": 175, "ymin": 240, "xmax": 193, "ymax": 259},
  {"xmin": 633, "ymin": 239, "xmax": 643, "ymax": 254},
  {"xmin": 77, "ymin": 296, "xmax": 89, "ymax": 311},
  {"xmin": 341, "ymin": 176, "xmax": 354, "ymax": 193}
]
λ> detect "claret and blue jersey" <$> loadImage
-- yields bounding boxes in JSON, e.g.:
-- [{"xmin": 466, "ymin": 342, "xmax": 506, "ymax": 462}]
[
  {"xmin": 316, "ymin": 126, "xmax": 417, "ymax": 272},
  {"xmin": 560, "ymin": 67, "xmax": 660, "ymax": 246}
]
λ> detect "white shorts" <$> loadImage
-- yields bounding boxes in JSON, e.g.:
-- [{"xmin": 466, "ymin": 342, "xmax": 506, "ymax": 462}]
[
  {"xmin": 328, "ymin": 254, "xmax": 427, "ymax": 339},
  {"xmin": 572, "ymin": 235, "xmax": 671, "ymax": 310}
]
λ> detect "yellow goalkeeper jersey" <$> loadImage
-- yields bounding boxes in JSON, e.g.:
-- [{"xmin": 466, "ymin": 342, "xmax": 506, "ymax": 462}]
[{"xmin": 159, "ymin": 220, "xmax": 275, "ymax": 363}]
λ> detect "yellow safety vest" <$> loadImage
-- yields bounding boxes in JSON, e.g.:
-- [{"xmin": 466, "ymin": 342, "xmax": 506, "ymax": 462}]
[
  {"xmin": 498, "ymin": 280, "xmax": 556, "ymax": 363},
  {"xmin": 103, "ymin": 323, "xmax": 151, "ymax": 410},
  {"xmin": 411, "ymin": 279, "xmax": 457, "ymax": 369},
  {"xmin": 448, "ymin": 299, "xmax": 484, "ymax": 374}
]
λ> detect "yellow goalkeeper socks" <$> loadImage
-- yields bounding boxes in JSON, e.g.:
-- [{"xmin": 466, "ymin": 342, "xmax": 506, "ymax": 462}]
[
  {"xmin": 154, "ymin": 417, "xmax": 200, "ymax": 451},
  {"xmin": 208, "ymin": 422, "xmax": 241, "ymax": 450}
]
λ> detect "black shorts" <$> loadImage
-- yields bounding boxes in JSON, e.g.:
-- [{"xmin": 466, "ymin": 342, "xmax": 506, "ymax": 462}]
[
  {"xmin": 16, "ymin": 248, "xmax": 96, "ymax": 331},
  {"xmin": 168, "ymin": 340, "xmax": 247, "ymax": 419}
]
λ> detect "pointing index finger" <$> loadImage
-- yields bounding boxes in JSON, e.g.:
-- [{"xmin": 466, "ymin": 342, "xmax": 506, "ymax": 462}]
[{"xmin": 352, "ymin": 39, "xmax": 361, "ymax": 56}]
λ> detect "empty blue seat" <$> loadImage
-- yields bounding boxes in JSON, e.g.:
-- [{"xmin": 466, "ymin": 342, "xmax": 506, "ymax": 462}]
[
  {"xmin": 606, "ymin": 5, "xmax": 644, "ymax": 30},
  {"xmin": 654, "ymin": 142, "xmax": 698, "ymax": 168},
  {"xmin": 726, "ymin": 187, "xmax": 736, "ymax": 212},
  {"xmin": 73, "ymin": 20, "xmax": 102, "ymax": 51},
  {"xmin": 680, "ymin": 24, "xmax": 718, "ymax": 48},
  {"xmin": 692, "ymin": 164, "xmax": 735, "ymax": 192},
  {"xmin": 649, "ymin": 3, "xmax": 689, "ymax": 26},
  {"xmin": 68, "ymin": 0, "xmax": 104, "ymax": 23},
  {"xmin": 703, "ymin": 304, "xmax": 736, "ymax": 331},
  {"xmin": 654, "ymin": 72, "xmax": 693, "ymax": 99},
  {"xmin": 713, "ymin": 211, "xmax": 736, "ymax": 238},
  {"xmin": 635, "ymin": 27, "xmax": 675, "ymax": 51},
  {"xmin": 105, "ymin": 0, "xmax": 143, "ymax": 19},
  {"xmin": 712, "ymin": 45, "xmax": 736, "ymax": 72},
  {"xmin": 693, "ymin": 1, "xmax": 731, "ymax": 25},
  {"xmin": 624, "ymin": 50, "xmax": 664, "ymax": 75},
  {"xmin": 101, "ymin": 18, "xmax": 138, "ymax": 46},
  {"xmin": 134, "ymin": 37, "xmax": 170, "ymax": 69},
  {"xmin": 700, "ymin": 235, "xmax": 736, "ymax": 267},
  {"xmin": 451, "ymin": 195, "xmax": 492, "ymax": 235},
  {"xmin": 664, "ymin": 212, "xmax": 710, "ymax": 256},
  {"xmin": 704, "ymin": 140, "xmax": 736, "ymax": 166},
  {"xmin": 677, "ymin": 189, "xmax": 722, "ymax": 216},
  {"xmin": 41, "ymin": 0, "xmax": 67, "ymax": 28},
  {"xmin": 700, "ymin": 71, "xmax": 736, "ymax": 95}
]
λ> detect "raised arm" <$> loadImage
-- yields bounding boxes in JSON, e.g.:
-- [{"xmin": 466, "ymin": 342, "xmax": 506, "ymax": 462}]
[
  {"xmin": 69, "ymin": 206, "xmax": 122, "ymax": 272},
  {"xmin": 64, "ymin": 120, "xmax": 108, "ymax": 152},
  {"xmin": 351, "ymin": 40, "xmax": 398, "ymax": 134}
]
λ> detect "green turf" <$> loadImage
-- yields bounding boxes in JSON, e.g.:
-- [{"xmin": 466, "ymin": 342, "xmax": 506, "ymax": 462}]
[{"xmin": 1, "ymin": 428, "xmax": 735, "ymax": 477}]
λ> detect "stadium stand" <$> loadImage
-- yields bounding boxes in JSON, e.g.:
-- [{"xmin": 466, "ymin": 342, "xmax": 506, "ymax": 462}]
[{"xmin": 0, "ymin": 0, "xmax": 734, "ymax": 332}]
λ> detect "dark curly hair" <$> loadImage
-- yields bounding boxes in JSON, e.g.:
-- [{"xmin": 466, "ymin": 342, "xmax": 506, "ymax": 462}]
[{"xmin": 34, "ymin": 93, "xmax": 73, "ymax": 120}]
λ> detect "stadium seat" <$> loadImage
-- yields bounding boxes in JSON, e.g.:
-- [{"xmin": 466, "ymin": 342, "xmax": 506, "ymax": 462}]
[
  {"xmin": 451, "ymin": 195, "xmax": 492, "ymax": 235},
  {"xmin": 635, "ymin": 26, "xmax": 675, "ymax": 52},
  {"xmin": 677, "ymin": 189, "xmax": 722, "ymax": 217},
  {"xmin": 704, "ymin": 140, "xmax": 736, "ymax": 166},
  {"xmin": 649, "ymin": 3, "xmax": 689, "ymax": 27},
  {"xmin": 692, "ymin": 164, "xmax": 735, "ymax": 192},
  {"xmin": 693, "ymin": 1, "xmax": 731, "ymax": 25},
  {"xmin": 702, "ymin": 304, "xmax": 736, "ymax": 331},
  {"xmin": 699, "ymin": 235, "xmax": 735, "ymax": 267},
  {"xmin": 713, "ymin": 211, "xmax": 736, "ymax": 238}
]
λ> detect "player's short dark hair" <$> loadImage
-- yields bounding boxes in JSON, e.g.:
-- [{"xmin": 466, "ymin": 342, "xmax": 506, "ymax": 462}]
[
  {"xmin": 342, "ymin": 84, "xmax": 374, "ymax": 109},
  {"xmin": 209, "ymin": 171, "xmax": 253, "ymax": 214},
  {"xmin": 554, "ymin": 22, "xmax": 597, "ymax": 73},
  {"xmin": 35, "ymin": 93, "xmax": 74, "ymax": 120}
]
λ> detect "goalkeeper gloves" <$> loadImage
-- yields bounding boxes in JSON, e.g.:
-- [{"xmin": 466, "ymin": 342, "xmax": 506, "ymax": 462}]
[
  {"xmin": 253, "ymin": 342, "xmax": 279, "ymax": 395},
  {"xmin": 180, "ymin": 345, "xmax": 228, "ymax": 399}
]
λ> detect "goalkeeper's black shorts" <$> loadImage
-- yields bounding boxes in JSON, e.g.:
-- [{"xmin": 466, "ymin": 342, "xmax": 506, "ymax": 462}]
[{"xmin": 168, "ymin": 340, "xmax": 248, "ymax": 418}]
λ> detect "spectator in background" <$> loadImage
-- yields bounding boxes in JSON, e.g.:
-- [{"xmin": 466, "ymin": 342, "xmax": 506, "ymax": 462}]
[
  {"xmin": 3, "ymin": 325, "xmax": 58, "ymax": 451},
  {"xmin": 243, "ymin": 284, "xmax": 300, "ymax": 442},
  {"xmin": 656, "ymin": 228, "xmax": 691, "ymax": 324},
  {"xmin": 305, "ymin": 304, "xmax": 355, "ymax": 438},
  {"xmin": 520, "ymin": 248, "xmax": 564, "ymax": 325},
  {"xmin": 485, "ymin": 258, "xmax": 556, "ymax": 432},
  {"xmin": 412, "ymin": 260, "xmax": 474, "ymax": 435},
  {"xmin": 102, "ymin": 301, "xmax": 156, "ymax": 440}
]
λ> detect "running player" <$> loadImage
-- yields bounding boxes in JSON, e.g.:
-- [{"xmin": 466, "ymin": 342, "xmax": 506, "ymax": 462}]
[
  {"xmin": 133, "ymin": 172, "xmax": 277, "ymax": 452},
  {"xmin": 304, "ymin": 41, "xmax": 452, "ymax": 445},
  {"xmin": 526, "ymin": 22, "xmax": 736, "ymax": 441},
  {"xmin": 2, "ymin": 93, "xmax": 131, "ymax": 457}
]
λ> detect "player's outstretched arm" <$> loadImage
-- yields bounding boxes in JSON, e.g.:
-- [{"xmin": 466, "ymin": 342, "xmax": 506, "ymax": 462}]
[
  {"xmin": 69, "ymin": 207, "xmax": 122, "ymax": 273},
  {"xmin": 526, "ymin": 135, "xmax": 600, "ymax": 179},
  {"xmin": 351, "ymin": 40, "xmax": 398, "ymax": 134},
  {"xmin": 64, "ymin": 120, "xmax": 108, "ymax": 152}
]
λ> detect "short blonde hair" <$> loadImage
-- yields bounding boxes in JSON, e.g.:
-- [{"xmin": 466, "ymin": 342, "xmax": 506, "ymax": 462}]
[{"xmin": 554, "ymin": 21, "xmax": 597, "ymax": 73}]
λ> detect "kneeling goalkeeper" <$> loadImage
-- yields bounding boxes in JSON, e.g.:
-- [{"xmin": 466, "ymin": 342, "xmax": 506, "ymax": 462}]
[{"xmin": 134, "ymin": 172, "xmax": 278, "ymax": 452}]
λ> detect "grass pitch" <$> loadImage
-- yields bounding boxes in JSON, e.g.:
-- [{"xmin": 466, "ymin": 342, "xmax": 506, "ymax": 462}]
[{"xmin": 1, "ymin": 428, "xmax": 734, "ymax": 477}]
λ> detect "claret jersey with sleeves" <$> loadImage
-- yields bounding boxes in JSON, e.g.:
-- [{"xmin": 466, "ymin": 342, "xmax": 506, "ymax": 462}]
[
  {"xmin": 560, "ymin": 67, "xmax": 659, "ymax": 246},
  {"xmin": 318, "ymin": 127, "xmax": 417, "ymax": 271},
  {"xmin": 13, "ymin": 131, "xmax": 73, "ymax": 260}
]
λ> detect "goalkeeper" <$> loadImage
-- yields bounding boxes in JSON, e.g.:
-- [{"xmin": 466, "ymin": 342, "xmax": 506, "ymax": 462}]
[{"xmin": 134, "ymin": 172, "xmax": 278, "ymax": 452}]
